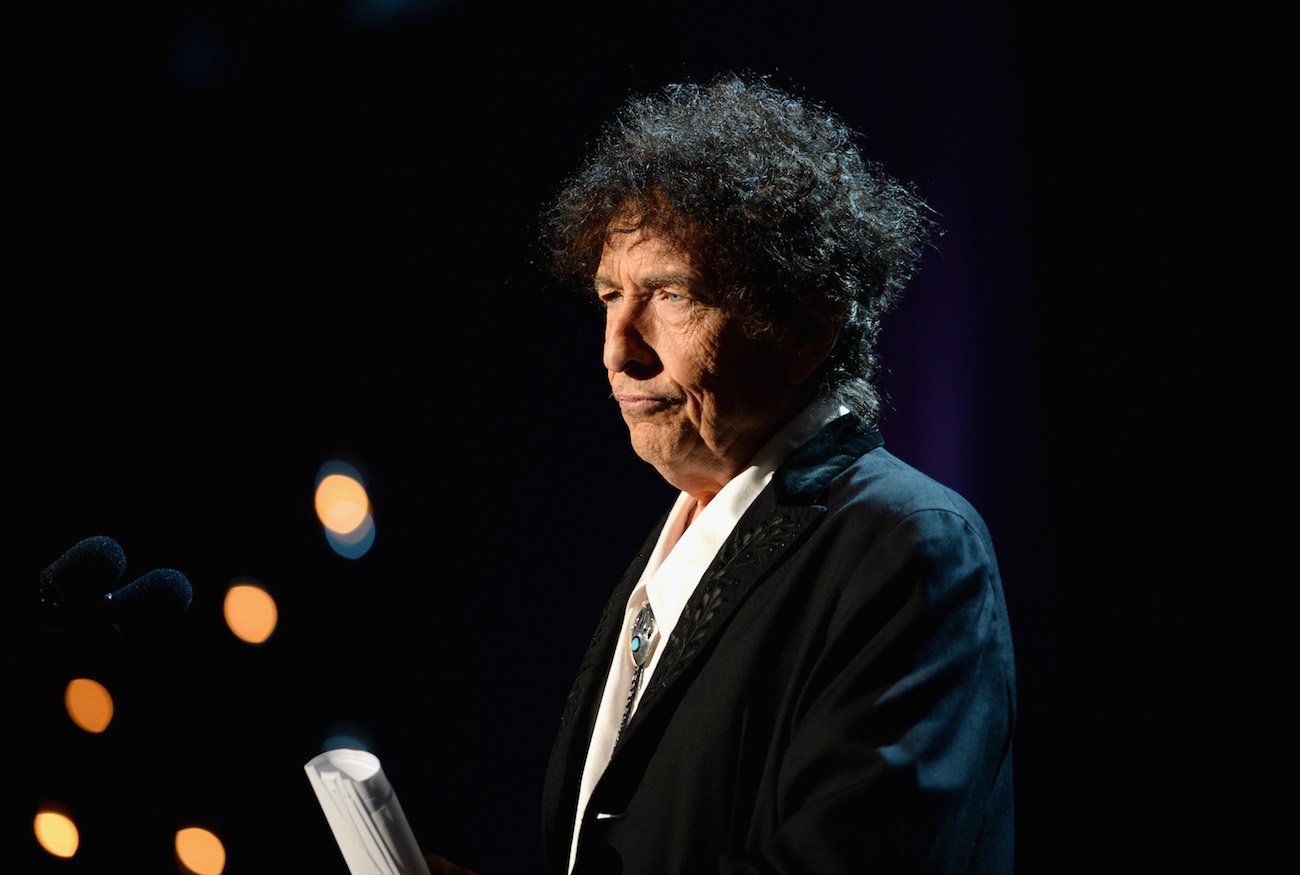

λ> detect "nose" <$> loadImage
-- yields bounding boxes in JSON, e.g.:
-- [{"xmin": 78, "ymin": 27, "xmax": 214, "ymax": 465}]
[{"xmin": 603, "ymin": 304, "xmax": 658, "ymax": 376}]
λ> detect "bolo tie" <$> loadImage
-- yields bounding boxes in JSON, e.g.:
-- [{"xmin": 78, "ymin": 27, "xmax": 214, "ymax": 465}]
[{"xmin": 614, "ymin": 600, "xmax": 657, "ymax": 748}]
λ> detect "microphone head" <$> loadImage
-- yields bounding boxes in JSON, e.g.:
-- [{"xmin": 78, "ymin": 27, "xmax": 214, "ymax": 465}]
[
  {"xmin": 36, "ymin": 536, "xmax": 128, "ymax": 629},
  {"xmin": 107, "ymin": 568, "xmax": 193, "ymax": 632}
]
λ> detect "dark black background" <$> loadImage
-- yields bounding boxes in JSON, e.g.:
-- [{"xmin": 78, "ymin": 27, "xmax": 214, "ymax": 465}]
[{"xmin": 13, "ymin": 1, "xmax": 1240, "ymax": 871}]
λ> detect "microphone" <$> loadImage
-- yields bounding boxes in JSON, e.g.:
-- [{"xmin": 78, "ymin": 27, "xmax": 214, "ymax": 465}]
[
  {"xmin": 37, "ymin": 535, "xmax": 127, "ymax": 624},
  {"xmin": 105, "ymin": 568, "xmax": 193, "ymax": 633},
  {"xmin": 35, "ymin": 536, "xmax": 193, "ymax": 632}
]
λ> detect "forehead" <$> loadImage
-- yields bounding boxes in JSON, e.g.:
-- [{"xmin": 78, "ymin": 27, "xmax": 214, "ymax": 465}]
[{"xmin": 595, "ymin": 228, "xmax": 697, "ymax": 285}]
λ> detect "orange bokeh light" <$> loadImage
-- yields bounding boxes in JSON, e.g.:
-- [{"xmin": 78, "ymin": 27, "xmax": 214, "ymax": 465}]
[
  {"xmin": 34, "ymin": 808, "xmax": 79, "ymax": 858},
  {"xmin": 223, "ymin": 583, "xmax": 278, "ymax": 644},
  {"xmin": 64, "ymin": 678, "xmax": 113, "ymax": 733},
  {"xmin": 315, "ymin": 473, "xmax": 370, "ymax": 534},
  {"xmin": 175, "ymin": 826, "xmax": 226, "ymax": 875}
]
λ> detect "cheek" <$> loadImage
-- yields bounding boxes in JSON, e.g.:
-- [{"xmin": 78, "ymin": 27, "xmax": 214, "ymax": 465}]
[
  {"xmin": 652, "ymin": 320, "xmax": 705, "ymax": 377},
  {"xmin": 678, "ymin": 337, "xmax": 726, "ymax": 398}
]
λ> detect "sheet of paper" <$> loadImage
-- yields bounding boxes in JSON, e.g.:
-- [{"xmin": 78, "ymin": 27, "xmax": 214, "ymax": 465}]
[{"xmin": 305, "ymin": 747, "xmax": 431, "ymax": 875}]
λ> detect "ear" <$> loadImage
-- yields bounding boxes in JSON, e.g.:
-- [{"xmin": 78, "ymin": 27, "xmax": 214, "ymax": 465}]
[{"xmin": 784, "ymin": 295, "xmax": 840, "ymax": 385}]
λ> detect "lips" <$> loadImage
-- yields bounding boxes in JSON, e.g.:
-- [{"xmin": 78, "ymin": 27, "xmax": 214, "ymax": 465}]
[{"xmin": 613, "ymin": 391, "xmax": 680, "ymax": 414}]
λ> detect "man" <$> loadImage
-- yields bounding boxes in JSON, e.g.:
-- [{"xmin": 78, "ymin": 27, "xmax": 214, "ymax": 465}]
[{"xmin": 537, "ymin": 71, "xmax": 1016, "ymax": 874}]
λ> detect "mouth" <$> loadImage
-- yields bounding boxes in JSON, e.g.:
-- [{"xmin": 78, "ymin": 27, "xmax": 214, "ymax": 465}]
[{"xmin": 613, "ymin": 392, "xmax": 680, "ymax": 415}]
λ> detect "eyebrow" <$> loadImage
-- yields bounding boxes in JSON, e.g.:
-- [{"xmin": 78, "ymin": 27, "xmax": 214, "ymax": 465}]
[{"xmin": 593, "ymin": 272, "xmax": 697, "ymax": 293}]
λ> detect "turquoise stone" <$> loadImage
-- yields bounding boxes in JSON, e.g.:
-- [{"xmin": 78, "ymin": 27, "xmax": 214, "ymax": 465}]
[{"xmin": 631, "ymin": 636, "xmax": 642, "ymax": 652}]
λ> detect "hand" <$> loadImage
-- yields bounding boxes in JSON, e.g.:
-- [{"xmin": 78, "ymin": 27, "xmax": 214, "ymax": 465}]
[{"xmin": 425, "ymin": 853, "xmax": 478, "ymax": 875}]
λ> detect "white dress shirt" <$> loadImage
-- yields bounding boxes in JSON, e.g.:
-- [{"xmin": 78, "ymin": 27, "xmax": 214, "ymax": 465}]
[{"xmin": 568, "ymin": 396, "xmax": 846, "ymax": 873}]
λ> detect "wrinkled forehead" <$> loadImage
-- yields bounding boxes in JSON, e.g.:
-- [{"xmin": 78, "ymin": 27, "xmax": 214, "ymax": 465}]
[{"xmin": 595, "ymin": 226, "xmax": 700, "ymax": 286}]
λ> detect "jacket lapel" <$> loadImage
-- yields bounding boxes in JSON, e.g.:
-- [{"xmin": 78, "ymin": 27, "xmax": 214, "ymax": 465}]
[{"xmin": 627, "ymin": 496, "xmax": 821, "ymax": 728}]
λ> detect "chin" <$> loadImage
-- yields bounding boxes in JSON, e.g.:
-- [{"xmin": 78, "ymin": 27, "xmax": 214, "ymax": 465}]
[
  {"xmin": 628, "ymin": 441, "xmax": 669, "ymax": 469},
  {"xmin": 627, "ymin": 420, "xmax": 697, "ymax": 468}
]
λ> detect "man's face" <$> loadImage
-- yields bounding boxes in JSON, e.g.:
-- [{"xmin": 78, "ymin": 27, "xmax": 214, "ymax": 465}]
[{"xmin": 595, "ymin": 227, "xmax": 800, "ymax": 496}]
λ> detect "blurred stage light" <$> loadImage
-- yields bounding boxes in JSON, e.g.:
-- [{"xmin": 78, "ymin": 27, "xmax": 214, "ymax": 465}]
[
  {"xmin": 34, "ymin": 807, "xmax": 79, "ymax": 858},
  {"xmin": 175, "ymin": 826, "xmax": 226, "ymax": 875},
  {"xmin": 65, "ymin": 678, "xmax": 113, "ymax": 733},
  {"xmin": 315, "ymin": 465, "xmax": 370, "ymax": 535},
  {"xmin": 224, "ymin": 582, "xmax": 278, "ymax": 644},
  {"xmin": 315, "ymin": 460, "xmax": 376, "ymax": 559}
]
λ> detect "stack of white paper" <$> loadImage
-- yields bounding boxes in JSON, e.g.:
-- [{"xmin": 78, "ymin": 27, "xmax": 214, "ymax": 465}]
[{"xmin": 305, "ymin": 747, "xmax": 431, "ymax": 875}]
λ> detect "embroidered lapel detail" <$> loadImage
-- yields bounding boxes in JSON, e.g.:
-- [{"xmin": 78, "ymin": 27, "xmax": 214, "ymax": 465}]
[{"xmin": 630, "ymin": 503, "xmax": 817, "ymax": 724}]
